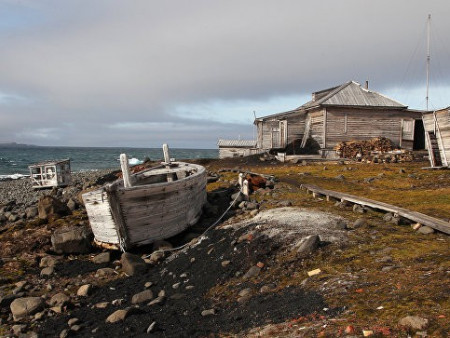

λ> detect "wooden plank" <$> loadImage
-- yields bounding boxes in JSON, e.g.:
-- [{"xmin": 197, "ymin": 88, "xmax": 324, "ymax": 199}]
[{"xmin": 301, "ymin": 183, "xmax": 450, "ymax": 234}]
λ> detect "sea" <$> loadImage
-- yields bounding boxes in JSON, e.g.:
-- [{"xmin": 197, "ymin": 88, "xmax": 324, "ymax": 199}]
[{"xmin": 0, "ymin": 146, "xmax": 218, "ymax": 179}]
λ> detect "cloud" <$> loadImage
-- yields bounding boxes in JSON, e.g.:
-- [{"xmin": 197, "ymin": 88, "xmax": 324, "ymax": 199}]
[{"xmin": 0, "ymin": 1, "xmax": 449, "ymax": 147}]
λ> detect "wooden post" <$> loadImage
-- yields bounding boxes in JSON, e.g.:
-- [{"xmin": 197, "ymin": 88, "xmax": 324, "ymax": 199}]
[
  {"xmin": 238, "ymin": 173, "xmax": 244, "ymax": 189},
  {"xmin": 120, "ymin": 154, "xmax": 132, "ymax": 188},
  {"xmin": 162, "ymin": 144, "xmax": 170, "ymax": 164},
  {"xmin": 243, "ymin": 180, "xmax": 249, "ymax": 200}
]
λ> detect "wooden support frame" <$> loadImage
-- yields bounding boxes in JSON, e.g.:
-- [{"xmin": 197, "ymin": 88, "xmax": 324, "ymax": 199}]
[{"xmin": 302, "ymin": 183, "xmax": 450, "ymax": 234}]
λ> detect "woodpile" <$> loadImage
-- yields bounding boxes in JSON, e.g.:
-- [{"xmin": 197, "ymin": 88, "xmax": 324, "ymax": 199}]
[
  {"xmin": 335, "ymin": 137, "xmax": 394, "ymax": 158},
  {"xmin": 335, "ymin": 137, "xmax": 414, "ymax": 163}
]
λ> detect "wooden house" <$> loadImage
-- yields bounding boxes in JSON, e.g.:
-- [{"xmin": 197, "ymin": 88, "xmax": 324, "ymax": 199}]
[
  {"xmin": 254, "ymin": 81, "xmax": 425, "ymax": 158},
  {"xmin": 217, "ymin": 139, "xmax": 260, "ymax": 159},
  {"xmin": 29, "ymin": 159, "xmax": 71, "ymax": 189},
  {"xmin": 422, "ymin": 107, "xmax": 450, "ymax": 167}
]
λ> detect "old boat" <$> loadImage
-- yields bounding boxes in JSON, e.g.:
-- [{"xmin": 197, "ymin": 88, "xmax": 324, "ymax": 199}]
[{"xmin": 82, "ymin": 149, "xmax": 207, "ymax": 250}]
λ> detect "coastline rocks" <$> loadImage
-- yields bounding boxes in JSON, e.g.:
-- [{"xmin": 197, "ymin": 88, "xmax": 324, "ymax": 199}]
[
  {"xmin": 131, "ymin": 290, "xmax": 153, "ymax": 304},
  {"xmin": 10, "ymin": 297, "xmax": 45, "ymax": 320},
  {"xmin": 51, "ymin": 226, "xmax": 93, "ymax": 254}
]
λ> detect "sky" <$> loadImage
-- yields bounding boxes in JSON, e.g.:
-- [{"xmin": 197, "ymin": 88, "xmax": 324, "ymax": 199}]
[{"xmin": 0, "ymin": 0, "xmax": 449, "ymax": 148}]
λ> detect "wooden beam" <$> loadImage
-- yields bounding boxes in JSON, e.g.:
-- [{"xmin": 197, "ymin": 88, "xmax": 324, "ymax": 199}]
[
  {"xmin": 302, "ymin": 183, "xmax": 450, "ymax": 235},
  {"xmin": 120, "ymin": 154, "xmax": 132, "ymax": 188},
  {"xmin": 162, "ymin": 143, "xmax": 171, "ymax": 164}
]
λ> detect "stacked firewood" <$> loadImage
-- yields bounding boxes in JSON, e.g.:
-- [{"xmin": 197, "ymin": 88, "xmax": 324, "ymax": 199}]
[{"xmin": 335, "ymin": 137, "xmax": 395, "ymax": 158}]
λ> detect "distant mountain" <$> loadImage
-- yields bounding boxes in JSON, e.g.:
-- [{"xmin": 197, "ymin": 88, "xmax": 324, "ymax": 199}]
[{"xmin": 0, "ymin": 142, "xmax": 39, "ymax": 148}]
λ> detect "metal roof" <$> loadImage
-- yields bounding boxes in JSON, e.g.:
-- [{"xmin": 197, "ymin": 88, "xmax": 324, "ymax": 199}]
[
  {"xmin": 302, "ymin": 81, "xmax": 407, "ymax": 109},
  {"xmin": 217, "ymin": 139, "xmax": 257, "ymax": 148},
  {"xmin": 256, "ymin": 81, "xmax": 408, "ymax": 122}
]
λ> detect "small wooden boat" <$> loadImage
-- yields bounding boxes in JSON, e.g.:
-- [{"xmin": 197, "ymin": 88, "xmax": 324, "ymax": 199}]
[{"xmin": 82, "ymin": 147, "xmax": 207, "ymax": 250}]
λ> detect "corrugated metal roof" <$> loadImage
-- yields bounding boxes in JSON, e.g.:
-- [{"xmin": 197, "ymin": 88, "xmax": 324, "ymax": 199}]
[
  {"xmin": 217, "ymin": 139, "xmax": 257, "ymax": 147},
  {"xmin": 303, "ymin": 81, "xmax": 407, "ymax": 109},
  {"xmin": 255, "ymin": 81, "xmax": 408, "ymax": 122}
]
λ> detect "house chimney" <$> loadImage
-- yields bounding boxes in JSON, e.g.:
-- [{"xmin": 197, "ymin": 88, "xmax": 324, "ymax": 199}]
[{"xmin": 365, "ymin": 80, "xmax": 369, "ymax": 89}]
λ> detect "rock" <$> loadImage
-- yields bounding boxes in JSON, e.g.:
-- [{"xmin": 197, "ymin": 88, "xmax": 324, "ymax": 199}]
[
  {"xmin": 237, "ymin": 295, "xmax": 251, "ymax": 303},
  {"xmin": 246, "ymin": 202, "xmax": 258, "ymax": 210},
  {"xmin": 231, "ymin": 192, "xmax": 243, "ymax": 204},
  {"xmin": 66, "ymin": 198, "xmax": 77, "ymax": 211},
  {"xmin": 148, "ymin": 296, "xmax": 165, "ymax": 306},
  {"xmin": 295, "ymin": 235, "xmax": 320, "ymax": 258},
  {"xmin": 172, "ymin": 282, "xmax": 181, "ymax": 289},
  {"xmin": 131, "ymin": 290, "xmax": 153, "ymax": 304},
  {"xmin": 51, "ymin": 226, "xmax": 93, "ymax": 254},
  {"xmin": 335, "ymin": 174, "xmax": 345, "ymax": 181},
  {"xmin": 243, "ymin": 266, "xmax": 261, "ymax": 280},
  {"xmin": 59, "ymin": 329, "xmax": 69, "ymax": 338},
  {"xmin": 144, "ymin": 282, "xmax": 153, "ymax": 288},
  {"xmin": 201, "ymin": 309, "xmax": 216, "ymax": 317},
  {"xmin": 68, "ymin": 317, "xmax": 80, "ymax": 326},
  {"xmin": 238, "ymin": 288, "xmax": 252, "ymax": 297},
  {"xmin": 121, "ymin": 252, "xmax": 147, "ymax": 276},
  {"xmin": 10, "ymin": 297, "xmax": 45, "ymax": 320},
  {"xmin": 70, "ymin": 324, "xmax": 82, "ymax": 332},
  {"xmin": 106, "ymin": 309, "xmax": 128, "ymax": 323},
  {"xmin": 147, "ymin": 321, "xmax": 156, "ymax": 333},
  {"xmin": 95, "ymin": 268, "xmax": 117, "ymax": 277},
  {"xmin": 260, "ymin": 284, "xmax": 275, "ymax": 293},
  {"xmin": 417, "ymin": 226, "xmax": 435, "ymax": 235},
  {"xmin": 92, "ymin": 252, "xmax": 111, "ymax": 264},
  {"xmin": 25, "ymin": 206, "xmax": 38, "ymax": 219},
  {"xmin": 250, "ymin": 209, "xmax": 259, "ymax": 217},
  {"xmin": 40, "ymin": 266, "xmax": 54, "ymax": 277},
  {"xmin": 398, "ymin": 316, "xmax": 429, "ymax": 330},
  {"xmin": 148, "ymin": 250, "xmax": 165, "ymax": 265},
  {"xmin": 352, "ymin": 204, "xmax": 366, "ymax": 213},
  {"xmin": 38, "ymin": 195, "xmax": 71, "ymax": 220},
  {"xmin": 383, "ymin": 213, "xmax": 393, "ymax": 222},
  {"xmin": 39, "ymin": 256, "xmax": 58, "ymax": 268},
  {"xmin": 49, "ymin": 293, "xmax": 70, "ymax": 307},
  {"xmin": 347, "ymin": 218, "xmax": 366, "ymax": 229},
  {"xmin": 94, "ymin": 302, "xmax": 109, "ymax": 309},
  {"xmin": 278, "ymin": 200, "xmax": 292, "ymax": 207},
  {"xmin": 77, "ymin": 284, "xmax": 92, "ymax": 297},
  {"xmin": 12, "ymin": 324, "xmax": 27, "ymax": 335}
]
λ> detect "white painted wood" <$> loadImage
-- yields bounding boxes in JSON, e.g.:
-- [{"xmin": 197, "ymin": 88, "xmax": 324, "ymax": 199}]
[
  {"xmin": 162, "ymin": 143, "xmax": 170, "ymax": 164},
  {"xmin": 243, "ymin": 180, "xmax": 249, "ymax": 199},
  {"xmin": 83, "ymin": 161, "xmax": 207, "ymax": 249},
  {"xmin": 120, "ymin": 154, "xmax": 132, "ymax": 188}
]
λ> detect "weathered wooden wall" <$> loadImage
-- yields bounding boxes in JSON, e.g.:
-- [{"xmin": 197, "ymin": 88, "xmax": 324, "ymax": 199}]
[
  {"xmin": 324, "ymin": 107, "xmax": 420, "ymax": 150},
  {"xmin": 257, "ymin": 112, "xmax": 306, "ymax": 150},
  {"xmin": 219, "ymin": 147, "xmax": 263, "ymax": 159},
  {"xmin": 309, "ymin": 110, "xmax": 325, "ymax": 147}
]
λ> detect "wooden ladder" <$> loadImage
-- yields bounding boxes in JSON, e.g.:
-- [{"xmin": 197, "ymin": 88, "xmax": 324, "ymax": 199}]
[{"xmin": 426, "ymin": 131, "xmax": 442, "ymax": 167}]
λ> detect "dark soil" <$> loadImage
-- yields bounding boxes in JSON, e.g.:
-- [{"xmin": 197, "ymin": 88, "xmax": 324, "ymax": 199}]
[{"xmin": 38, "ymin": 226, "xmax": 337, "ymax": 337}]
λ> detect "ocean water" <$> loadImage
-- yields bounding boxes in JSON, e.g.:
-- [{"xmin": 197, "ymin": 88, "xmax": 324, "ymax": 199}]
[{"xmin": 0, "ymin": 146, "xmax": 218, "ymax": 178}]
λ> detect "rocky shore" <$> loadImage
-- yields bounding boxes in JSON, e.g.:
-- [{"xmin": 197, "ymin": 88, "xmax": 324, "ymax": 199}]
[{"xmin": 0, "ymin": 159, "xmax": 448, "ymax": 337}]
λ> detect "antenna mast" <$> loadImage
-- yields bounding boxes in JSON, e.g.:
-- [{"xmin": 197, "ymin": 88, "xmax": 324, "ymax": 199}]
[{"xmin": 426, "ymin": 14, "xmax": 431, "ymax": 111}]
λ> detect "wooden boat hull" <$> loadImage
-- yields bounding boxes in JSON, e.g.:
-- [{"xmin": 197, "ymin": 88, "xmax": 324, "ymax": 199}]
[{"xmin": 82, "ymin": 162, "xmax": 207, "ymax": 250}]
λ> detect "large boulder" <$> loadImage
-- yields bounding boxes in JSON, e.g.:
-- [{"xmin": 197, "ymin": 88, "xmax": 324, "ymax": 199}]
[
  {"xmin": 38, "ymin": 196, "xmax": 71, "ymax": 221},
  {"xmin": 10, "ymin": 297, "xmax": 45, "ymax": 321},
  {"xmin": 51, "ymin": 226, "xmax": 93, "ymax": 254}
]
